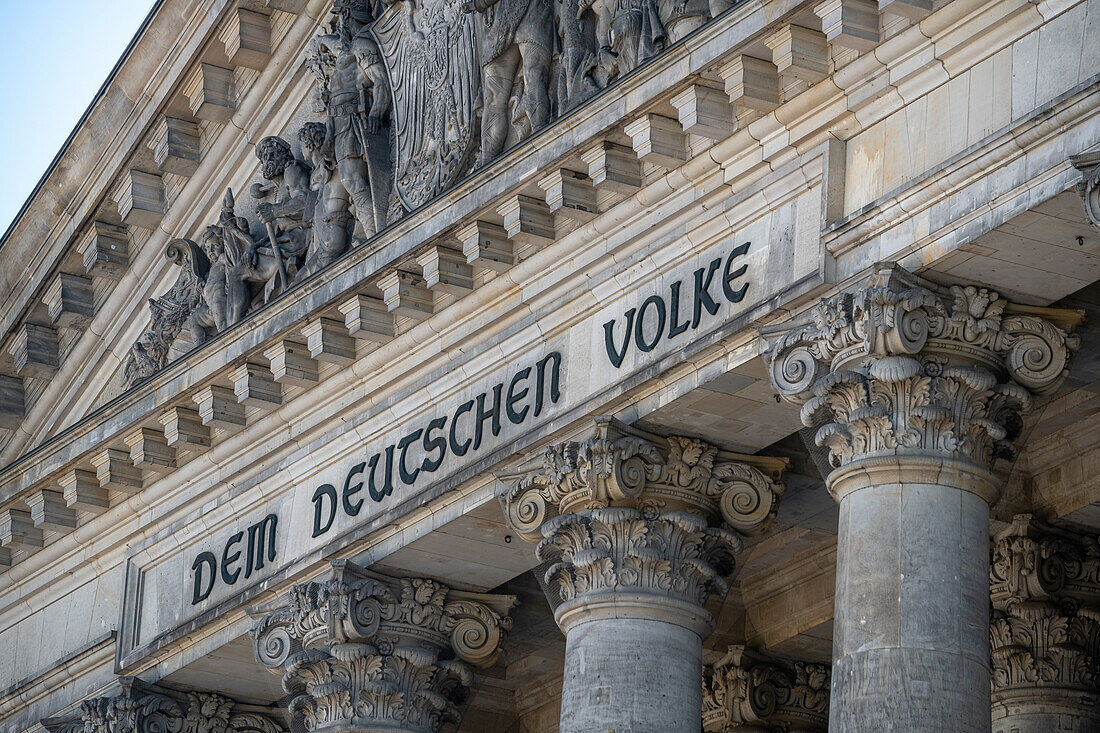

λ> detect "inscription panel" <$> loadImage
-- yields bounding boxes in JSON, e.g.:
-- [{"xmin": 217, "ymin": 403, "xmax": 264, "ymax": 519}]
[{"xmin": 119, "ymin": 184, "xmax": 826, "ymax": 664}]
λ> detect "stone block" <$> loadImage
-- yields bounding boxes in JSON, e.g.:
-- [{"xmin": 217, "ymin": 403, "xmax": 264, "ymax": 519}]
[
  {"xmin": 25, "ymin": 489, "xmax": 77, "ymax": 531},
  {"xmin": 124, "ymin": 427, "xmax": 176, "ymax": 473},
  {"xmin": 765, "ymin": 25, "xmax": 830, "ymax": 84},
  {"xmin": 264, "ymin": 0, "xmax": 308, "ymax": 12},
  {"xmin": 497, "ymin": 195, "xmax": 554, "ymax": 250},
  {"xmin": 8, "ymin": 324, "xmax": 59, "ymax": 379},
  {"xmin": 58, "ymin": 469, "xmax": 109, "ymax": 515},
  {"xmin": 815, "ymin": 0, "xmax": 881, "ymax": 52},
  {"xmin": 192, "ymin": 385, "xmax": 247, "ymax": 431},
  {"xmin": 417, "ymin": 245, "xmax": 476, "ymax": 297},
  {"xmin": 339, "ymin": 294, "xmax": 397, "ymax": 343},
  {"xmin": 43, "ymin": 273, "xmax": 95, "ymax": 330},
  {"xmin": 878, "ymin": 0, "xmax": 931, "ymax": 20},
  {"xmin": 77, "ymin": 221, "xmax": 129, "ymax": 281},
  {"xmin": 0, "ymin": 508, "xmax": 43, "ymax": 550},
  {"xmin": 580, "ymin": 141, "xmax": 643, "ymax": 195},
  {"xmin": 149, "ymin": 117, "xmax": 202, "ymax": 177},
  {"xmin": 263, "ymin": 340, "xmax": 319, "ymax": 387},
  {"xmin": 718, "ymin": 56, "xmax": 781, "ymax": 112},
  {"xmin": 91, "ymin": 448, "xmax": 143, "ymax": 493},
  {"xmin": 538, "ymin": 169, "xmax": 598, "ymax": 223},
  {"xmin": 302, "ymin": 317, "xmax": 357, "ymax": 365},
  {"xmin": 670, "ymin": 85, "xmax": 735, "ymax": 140},
  {"xmin": 183, "ymin": 63, "xmax": 235, "ymax": 124},
  {"xmin": 230, "ymin": 363, "xmax": 283, "ymax": 408},
  {"xmin": 457, "ymin": 221, "xmax": 514, "ymax": 273},
  {"xmin": 0, "ymin": 375, "xmax": 24, "ymax": 431},
  {"xmin": 219, "ymin": 8, "xmax": 271, "ymax": 70},
  {"xmin": 624, "ymin": 114, "xmax": 687, "ymax": 169},
  {"xmin": 113, "ymin": 170, "xmax": 165, "ymax": 229},
  {"xmin": 378, "ymin": 271, "xmax": 434, "ymax": 320},
  {"xmin": 158, "ymin": 406, "xmax": 212, "ymax": 453}
]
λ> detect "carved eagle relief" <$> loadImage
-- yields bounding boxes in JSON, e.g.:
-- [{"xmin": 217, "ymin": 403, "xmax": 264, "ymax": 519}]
[{"xmin": 373, "ymin": 0, "xmax": 480, "ymax": 210}]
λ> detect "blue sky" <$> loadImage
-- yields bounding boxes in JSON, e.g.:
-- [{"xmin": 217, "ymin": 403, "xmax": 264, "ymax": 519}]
[{"xmin": 0, "ymin": 1, "xmax": 155, "ymax": 237}]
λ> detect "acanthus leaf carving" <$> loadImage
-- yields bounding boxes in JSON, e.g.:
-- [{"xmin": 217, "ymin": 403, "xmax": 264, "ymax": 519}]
[
  {"xmin": 701, "ymin": 646, "xmax": 829, "ymax": 732},
  {"xmin": 39, "ymin": 680, "xmax": 286, "ymax": 733},
  {"xmin": 500, "ymin": 416, "xmax": 785, "ymax": 613},
  {"xmin": 989, "ymin": 515, "xmax": 1100, "ymax": 702},
  {"xmin": 762, "ymin": 264, "xmax": 1081, "ymax": 477},
  {"xmin": 249, "ymin": 560, "xmax": 515, "ymax": 732}
]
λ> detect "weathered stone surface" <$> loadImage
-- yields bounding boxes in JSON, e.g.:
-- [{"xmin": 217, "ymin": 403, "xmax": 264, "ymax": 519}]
[
  {"xmin": 218, "ymin": 8, "xmax": 271, "ymax": 71},
  {"xmin": 43, "ymin": 273, "xmax": 95, "ymax": 330},
  {"xmin": 149, "ymin": 117, "xmax": 202, "ymax": 177},
  {"xmin": 39, "ymin": 679, "xmax": 285, "ymax": 733},
  {"xmin": 8, "ymin": 324, "xmax": 59, "ymax": 379},
  {"xmin": 763, "ymin": 265, "xmax": 1083, "ymax": 732},
  {"xmin": 501, "ymin": 417, "xmax": 786, "ymax": 732},
  {"xmin": 989, "ymin": 516, "xmax": 1100, "ymax": 733},
  {"xmin": 702, "ymin": 646, "xmax": 829, "ymax": 731},
  {"xmin": 0, "ymin": 375, "xmax": 24, "ymax": 431},
  {"xmin": 76, "ymin": 221, "xmax": 130, "ymax": 281},
  {"xmin": 250, "ymin": 561, "xmax": 515, "ymax": 733},
  {"xmin": 230, "ymin": 363, "xmax": 283, "ymax": 408},
  {"xmin": 113, "ymin": 169, "xmax": 165, "ymax": 229},
  {"xmin": 183, "ymin": 63, "xmax": 235, "ymax": 123},
  {"xmin": 25, "ymin": 489, "xmax": 77, "ymax": 531}
]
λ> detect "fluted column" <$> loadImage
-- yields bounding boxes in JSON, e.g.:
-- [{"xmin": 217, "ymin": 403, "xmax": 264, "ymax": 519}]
[
  {"xmin": 40, "ymin": 678, "xmax": 285, "ymax": 733},
  {"xmin": 501, "ymin": 416, "xmax": 787, "ymax": 733},
  {"xmin": 701, "ymin": 646, "xmax": 830, "ymax": 732},
  {"xmin": 763, "ymin": 264, "xmax": 1081, "ymax": 732},
  {"xmin": 250, "ymin": 560, "xmax": 516, "ymax": 733},
  {"xmin": 990, "ymin": 515, "xmax": 1100, "ymax": 732}
]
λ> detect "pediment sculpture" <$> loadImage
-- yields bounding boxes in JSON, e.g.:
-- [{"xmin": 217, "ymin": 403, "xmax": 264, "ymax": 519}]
[{"xmin": 125, "ymin": 0, "xmax": 730, "ymax": 385}]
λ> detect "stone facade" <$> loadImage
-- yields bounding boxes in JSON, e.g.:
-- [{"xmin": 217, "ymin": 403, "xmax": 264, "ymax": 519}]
[{"xmin": 0, "ymin": 0, "xmax": 1098, "ymax": 730}]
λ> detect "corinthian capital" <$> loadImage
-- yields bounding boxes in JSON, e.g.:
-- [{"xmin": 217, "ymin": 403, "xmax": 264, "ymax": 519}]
[
  {"xmin": 500, "ymin": 416, "xmax": 786, "ymax": 543},
  {"xmin": 499, "ymin": 417, "xmax": 785, "ymax": 626},
  {"xmin": 990, "ymin": 515, "xmax": 1100, "ymax": 703},
  {"xmin": 762, "ymin": 265, "xmax": 1081, "ymax": 487},
  {"xmin": 702, "ymin": 646, "xmax": 830, "ymax": 732},
  {"xmin": 249, "ymin": 560, "xmax": 515, "ymax": 732},
  {"xmin": 40, "ymin": 679, "xmax": 285, "ymax": 733}
]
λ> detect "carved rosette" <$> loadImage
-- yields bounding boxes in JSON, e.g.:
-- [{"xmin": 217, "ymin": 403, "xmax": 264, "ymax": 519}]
[
  {"xmin": 40, "ymin": 680, "xmax": 285, "ymax": 733},
  {"xmin": 989, "ymin": 515, "xmax": 1100, "ymax": 722},
  {"xmin": 249, "ymin": 561, "xmax": 515, "ymax": 733},
  {"xmin": 701, "ymin": 646, "xmax": 830, "ymax": 732},
  {"xmin": 500, "ymin": 416, "xmax": 786, "ymax": 621},
  {"xmin": 762, "ymin": 265, "xmax": 1080, "ymax": 498}
]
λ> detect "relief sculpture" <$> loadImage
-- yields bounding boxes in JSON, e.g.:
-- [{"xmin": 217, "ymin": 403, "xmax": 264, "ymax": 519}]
[{"xmin": 125, "ymin": 0, "xmax": 728, "ymax": 385}]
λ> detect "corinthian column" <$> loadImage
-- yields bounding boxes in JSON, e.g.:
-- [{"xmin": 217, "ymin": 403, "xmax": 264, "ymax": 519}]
[
  {"xmin": 500, "ymin": 416, "xmax": 787, "ymax": 732},
  {"xmin": 249, "ymin": 560, "xmax": 516, "ymax": 733},
  {"xmin": 763, "ymin": 264, "xmax": 1081, "ymax": 732},
  {"xmin": 990, "ymin": 515, "xmax": 1100, "ymax": 732}
]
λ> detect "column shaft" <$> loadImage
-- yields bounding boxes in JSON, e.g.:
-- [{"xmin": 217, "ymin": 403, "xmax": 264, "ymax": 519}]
[
  {"xmin": 560, "ymin": 615, "xmax": 703, "ymax": 732},
  {"xmin": 761, "ymin": 265, "xmax": 1082, "ymax": 732},
  {"xmin": 830, "ymin": 469, "xmax": 991, "ymax": 731}
]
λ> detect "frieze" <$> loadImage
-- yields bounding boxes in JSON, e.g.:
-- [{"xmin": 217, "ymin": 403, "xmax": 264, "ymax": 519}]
[
  {"xmin": 117, "ymin": 185, "xmax": 814, "ymax": 666},
  {"xmin": 124, "ymin": 0, "xmax": 739, "ymax": 386}
]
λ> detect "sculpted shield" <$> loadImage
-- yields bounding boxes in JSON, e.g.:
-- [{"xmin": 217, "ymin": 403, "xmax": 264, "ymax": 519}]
[{"xmin": 372, "ymin": 0, "xmax": 480, "ymax": 211}]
